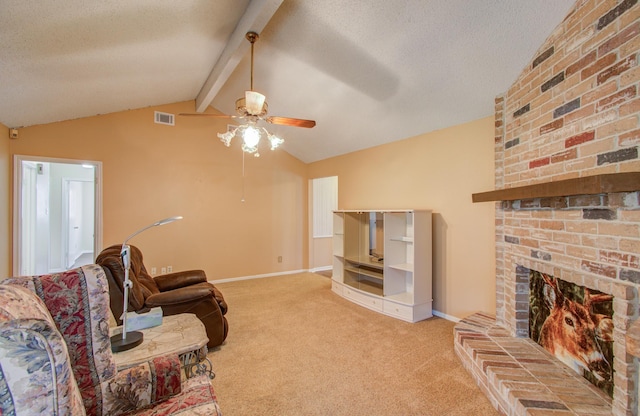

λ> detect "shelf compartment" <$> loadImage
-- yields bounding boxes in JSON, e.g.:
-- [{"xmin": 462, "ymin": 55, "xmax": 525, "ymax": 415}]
[
  {"xmin": 344, "ymin": 277, "xmax": 383, "ymax": 297},
  {"xmin": 388, "ymin": 263, "xmax": 413, "ymax": 272},
  {"xmin": 357, "ymin": 279, "xmax": 383, "ymax": 296},
  {"xmin": 345, "ymin": 265, "xmax": 383, "ymax": 281},
  {"xmin": 344, "ymin": 257, "xmax": 384, "ymax": 271},
  {"xmin": 389, "ymin": 236, "xmax": 413, "ymax": 243}
]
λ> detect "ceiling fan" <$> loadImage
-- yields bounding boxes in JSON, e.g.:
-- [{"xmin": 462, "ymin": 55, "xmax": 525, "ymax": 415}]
[{"xmin": 179, "ymin": 32, "xmax": 316, "ymax": 129}]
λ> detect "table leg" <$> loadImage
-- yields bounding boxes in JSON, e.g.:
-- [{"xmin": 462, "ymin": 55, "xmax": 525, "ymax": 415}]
[{"xmin": 179, "ymin": 347, "xmax": 215, "ymax": 379}]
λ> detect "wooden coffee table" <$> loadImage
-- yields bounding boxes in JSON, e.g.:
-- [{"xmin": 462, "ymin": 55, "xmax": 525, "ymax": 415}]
[{"xmin": 111, "ymin": 313, "xmax": 214, "ymax": 379}]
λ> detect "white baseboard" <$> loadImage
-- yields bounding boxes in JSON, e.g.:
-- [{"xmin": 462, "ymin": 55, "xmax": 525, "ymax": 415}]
[
  {"xmin": 309, "ymin": 265, "xmax": 332, "ymax": 273},
  {"xmin": 210, "ymin": 269, "xmax": 309, "ymax": 284},
  {"xmin": 432, "ymin": 310, "xmax": 461, "ymax": 322}
]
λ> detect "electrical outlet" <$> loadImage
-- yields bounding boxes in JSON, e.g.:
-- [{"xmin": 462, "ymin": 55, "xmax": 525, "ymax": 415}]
[
  {"xmin": 161, "ymin": 267, "xmax": 167, "ymax": 274},
  {"xmin": 151, "ymin": 267, "xmax": 157, "ymax": 275},
  {"xmin": 277, "ymin": 256, "xmax": 282, "ymax": 263},
  {"xmin": 167, "ymin": 265, "xmax": 173, "ymax": 273}
]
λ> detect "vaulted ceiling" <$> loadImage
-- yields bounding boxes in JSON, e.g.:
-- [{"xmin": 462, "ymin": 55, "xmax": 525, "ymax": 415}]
[{"xmin": 0, "ymin": 0, "xmax": 574, "ymax": 163}]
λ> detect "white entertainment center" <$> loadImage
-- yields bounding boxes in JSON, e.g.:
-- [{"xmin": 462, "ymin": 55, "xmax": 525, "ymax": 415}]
[{"xmin": 331, "ymin": 210, "xmax": 432, "ymax": 322}]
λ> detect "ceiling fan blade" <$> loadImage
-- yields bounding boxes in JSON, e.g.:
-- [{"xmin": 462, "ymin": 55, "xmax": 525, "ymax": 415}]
[{"xmin": 267, "ymin": 116, "xmax": 316, "ymax": 128}]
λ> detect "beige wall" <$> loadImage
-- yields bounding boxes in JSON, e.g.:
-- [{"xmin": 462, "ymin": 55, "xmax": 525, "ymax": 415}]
[
  {"xmin": 309, "ymin": 116, "xmax": 496, "ymax": 319},
  {"xmin": 9, "ymin": 101, "xmax": 309, "ymax": 279},
  {"xmin": 4, "ymin": 102, "xmax": 496, "ymax": 319},
  {"xmin": 0, "ymin": 123, "xmax": 9, "ymax": 276}
]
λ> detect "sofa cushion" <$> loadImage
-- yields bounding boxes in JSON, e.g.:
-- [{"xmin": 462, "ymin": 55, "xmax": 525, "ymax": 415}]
[
  {"xmin": 6, "ymin": 265, "xmax": 117, "ymax": 415},
  {"xmin": 4, "ymin": 265, "xmax": 223, "ymax": 416},
  {"xmin": 105, "ymin": 354, "xmax": 182, "ymax": 414},
  {"xmin": 0, "ymin": 284, "xmax": 86, "ymax": 415},
  {"xmin": 126, "ymin": 376, "xmax": 222, "ymax": 416}
]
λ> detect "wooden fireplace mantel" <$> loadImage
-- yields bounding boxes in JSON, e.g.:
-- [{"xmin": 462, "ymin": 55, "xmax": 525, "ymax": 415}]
[{"xmin": 472, "ymin": 172, "xmax": 640, "ymax": 203}]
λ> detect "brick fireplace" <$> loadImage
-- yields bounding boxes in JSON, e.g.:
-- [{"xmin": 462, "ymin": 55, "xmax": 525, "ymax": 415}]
[{"xmin": 455, "ymin": 1, "xmax": 640, "ymax": 415}]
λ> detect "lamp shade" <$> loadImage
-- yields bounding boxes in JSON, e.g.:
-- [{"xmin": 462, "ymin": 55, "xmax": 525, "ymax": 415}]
[
  {"xmin": 242, "ymin": 126, "xmax": 261, "ymax": 148},
  {"xmin": 245, "ymin": 91, "xmax": 266, "ymax": 115}
]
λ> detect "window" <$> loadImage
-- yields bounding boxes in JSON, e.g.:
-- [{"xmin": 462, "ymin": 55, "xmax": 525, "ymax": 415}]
[{"xmin": 312, "ymin": 176, "xmax": 338, "ymax": 238}]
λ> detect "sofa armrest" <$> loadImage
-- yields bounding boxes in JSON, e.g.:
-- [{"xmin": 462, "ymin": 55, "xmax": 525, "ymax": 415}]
[
  {"xmin": 106, "ymin": 354, "xmax": 182, "ymax": 414},
  {"xmin": 154, "ymin": 270, "xmax": 207, "ymax": 292}
]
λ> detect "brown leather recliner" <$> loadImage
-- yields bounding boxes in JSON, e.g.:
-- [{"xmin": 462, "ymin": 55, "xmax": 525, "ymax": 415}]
[{"xmin": 96, "ymin": 244, "xmax": 228, "ymax": 348}]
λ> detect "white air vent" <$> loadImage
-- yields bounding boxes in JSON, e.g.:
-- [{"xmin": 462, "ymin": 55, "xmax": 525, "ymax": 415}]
[{"xmin": 154, "ymin": 111, "xmax": 174, "ymax": 126}]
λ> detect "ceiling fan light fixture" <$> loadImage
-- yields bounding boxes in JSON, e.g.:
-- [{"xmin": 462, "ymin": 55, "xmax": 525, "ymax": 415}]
[
  {"xmin": 198, "ymin": 31, "xmax": 311, "ymax": 157},
  {"xmin": 245, "ymin": 90, "xmax": 266, "ymax": 115},
  {"xmin": 242, "ymin": 125, "xmax": 261, "ymax": 148},
  {"xmin": 218, "ymin": 128, "xmax": 237, "ymax": 147},
  {"xmin": 218, "ymin": 123, "xmax": 284, "ymax": 156},
  {"xmin": 267, "ymin": 132, "xmax": 284, "ymax": 150}
]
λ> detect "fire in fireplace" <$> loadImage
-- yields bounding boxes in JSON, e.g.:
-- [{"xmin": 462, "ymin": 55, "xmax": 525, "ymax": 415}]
[{"xmin": 529, "ymin": 270, "xmax": 614, "ymax": 397}]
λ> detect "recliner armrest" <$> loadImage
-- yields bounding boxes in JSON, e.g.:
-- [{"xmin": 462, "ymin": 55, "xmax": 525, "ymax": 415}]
[
  {"xmin": 145, "ymin": 286, "xmax": 215, "ymax": 307},
  {"xmin": 212, "ymin": 286, "xmax": 228, "ymax": 315},
  {"xmin": 154, "ymin": 270, "xmax": 207, "ymax": 292}
]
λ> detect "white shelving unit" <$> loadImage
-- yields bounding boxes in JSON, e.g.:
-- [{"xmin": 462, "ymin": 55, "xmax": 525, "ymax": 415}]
[{"xmin": 331, "ymin": 210, "xmax": 432, "ymax": 322}]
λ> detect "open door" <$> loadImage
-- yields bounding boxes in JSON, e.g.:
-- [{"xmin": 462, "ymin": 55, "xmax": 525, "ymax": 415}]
[
  {"xmin": 13, "ymin": 156, "xmax": 103, "ymax": 275},
  {"xmin": 64, "ymin": 179, "xmax": 94, "ymax": 268}
]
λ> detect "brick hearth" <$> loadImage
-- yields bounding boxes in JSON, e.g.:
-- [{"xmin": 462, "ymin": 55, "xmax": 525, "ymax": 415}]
[
  {"xmin": 460, "ymin": 1, "xmax": 640, "ymax": 415},
  {"xmin": 454, "ymin": 313, "xmax": 612, "ymax": 415}
]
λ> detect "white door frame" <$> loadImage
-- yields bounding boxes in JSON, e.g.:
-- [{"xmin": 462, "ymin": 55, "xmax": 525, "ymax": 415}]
[
  {"xmin": 13, "ymin": 155, "xmax": 103, "ymax": 276},
  {"xmin": 20, "ymin": 162, "xmax": 38, "ymax": 275}
]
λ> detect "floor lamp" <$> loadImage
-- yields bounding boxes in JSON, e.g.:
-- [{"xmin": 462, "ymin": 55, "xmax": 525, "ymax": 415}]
[{"xmin": 110, "ymin": 216, "xmax": 183, "ymax": 352}]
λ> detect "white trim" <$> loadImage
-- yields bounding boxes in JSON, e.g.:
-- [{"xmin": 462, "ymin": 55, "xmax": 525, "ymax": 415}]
[
  {"xmin": 13, "ymin": 155, "xmax": 103, "ymax": 276},
  {"xmin": 210, "ymin": 269, "xmax": 308, "ymax": 284},
  {"xmin": 432, "ymin": 310, "xmax": 460, "ymax": 322},
  {"xmin": 309, "ymin": 265, "xmax": 332, "ymax": 273}
]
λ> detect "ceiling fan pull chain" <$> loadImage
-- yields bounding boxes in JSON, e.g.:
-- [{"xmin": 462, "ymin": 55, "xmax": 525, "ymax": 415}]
[{"xmin": 241, "ymin": 149, "xmax": 246, "ymax": 203}]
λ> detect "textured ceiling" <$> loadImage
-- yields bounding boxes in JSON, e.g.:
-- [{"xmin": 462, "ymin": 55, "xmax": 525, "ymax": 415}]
[{"xmin": 0, "ymin": 0, "xmax": 575, "ymax": 163}]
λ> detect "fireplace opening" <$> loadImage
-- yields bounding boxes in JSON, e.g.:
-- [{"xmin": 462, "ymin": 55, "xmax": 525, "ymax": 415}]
[{"xmin": 528, "ymin": 270, "xmax": 614, "ymax": 398}]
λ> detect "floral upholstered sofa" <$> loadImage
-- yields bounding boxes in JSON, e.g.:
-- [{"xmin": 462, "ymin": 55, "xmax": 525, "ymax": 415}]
[{"xmin": 0, "ymin": 264, "xmax": 222, "ymax": 415}]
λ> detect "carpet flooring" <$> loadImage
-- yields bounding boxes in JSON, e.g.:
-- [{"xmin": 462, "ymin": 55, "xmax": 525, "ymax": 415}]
[{"xmin": 207, "ymin": 272, "xmax": 498, "ymax": 416}]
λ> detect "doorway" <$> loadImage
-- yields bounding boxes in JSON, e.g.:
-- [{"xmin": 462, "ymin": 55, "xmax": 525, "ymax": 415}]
[{"xmin": 13, "ymin": 156, "xmax": 102, "ymax": 276}]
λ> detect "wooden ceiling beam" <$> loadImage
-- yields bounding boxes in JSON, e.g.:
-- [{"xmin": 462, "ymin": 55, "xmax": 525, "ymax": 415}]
[{"xmin": 195, "ymin": 0, "xmax": 284, "ymax": 113}]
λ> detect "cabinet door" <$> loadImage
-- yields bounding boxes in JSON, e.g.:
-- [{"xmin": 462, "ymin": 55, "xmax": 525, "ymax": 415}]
[
  {"xmin": 343, "ymin": 211, "xmax": 384, "ymax": 296},
  {"xmin": 332, "ymin": 212, "xmax": 345, "ymax": 282}
]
